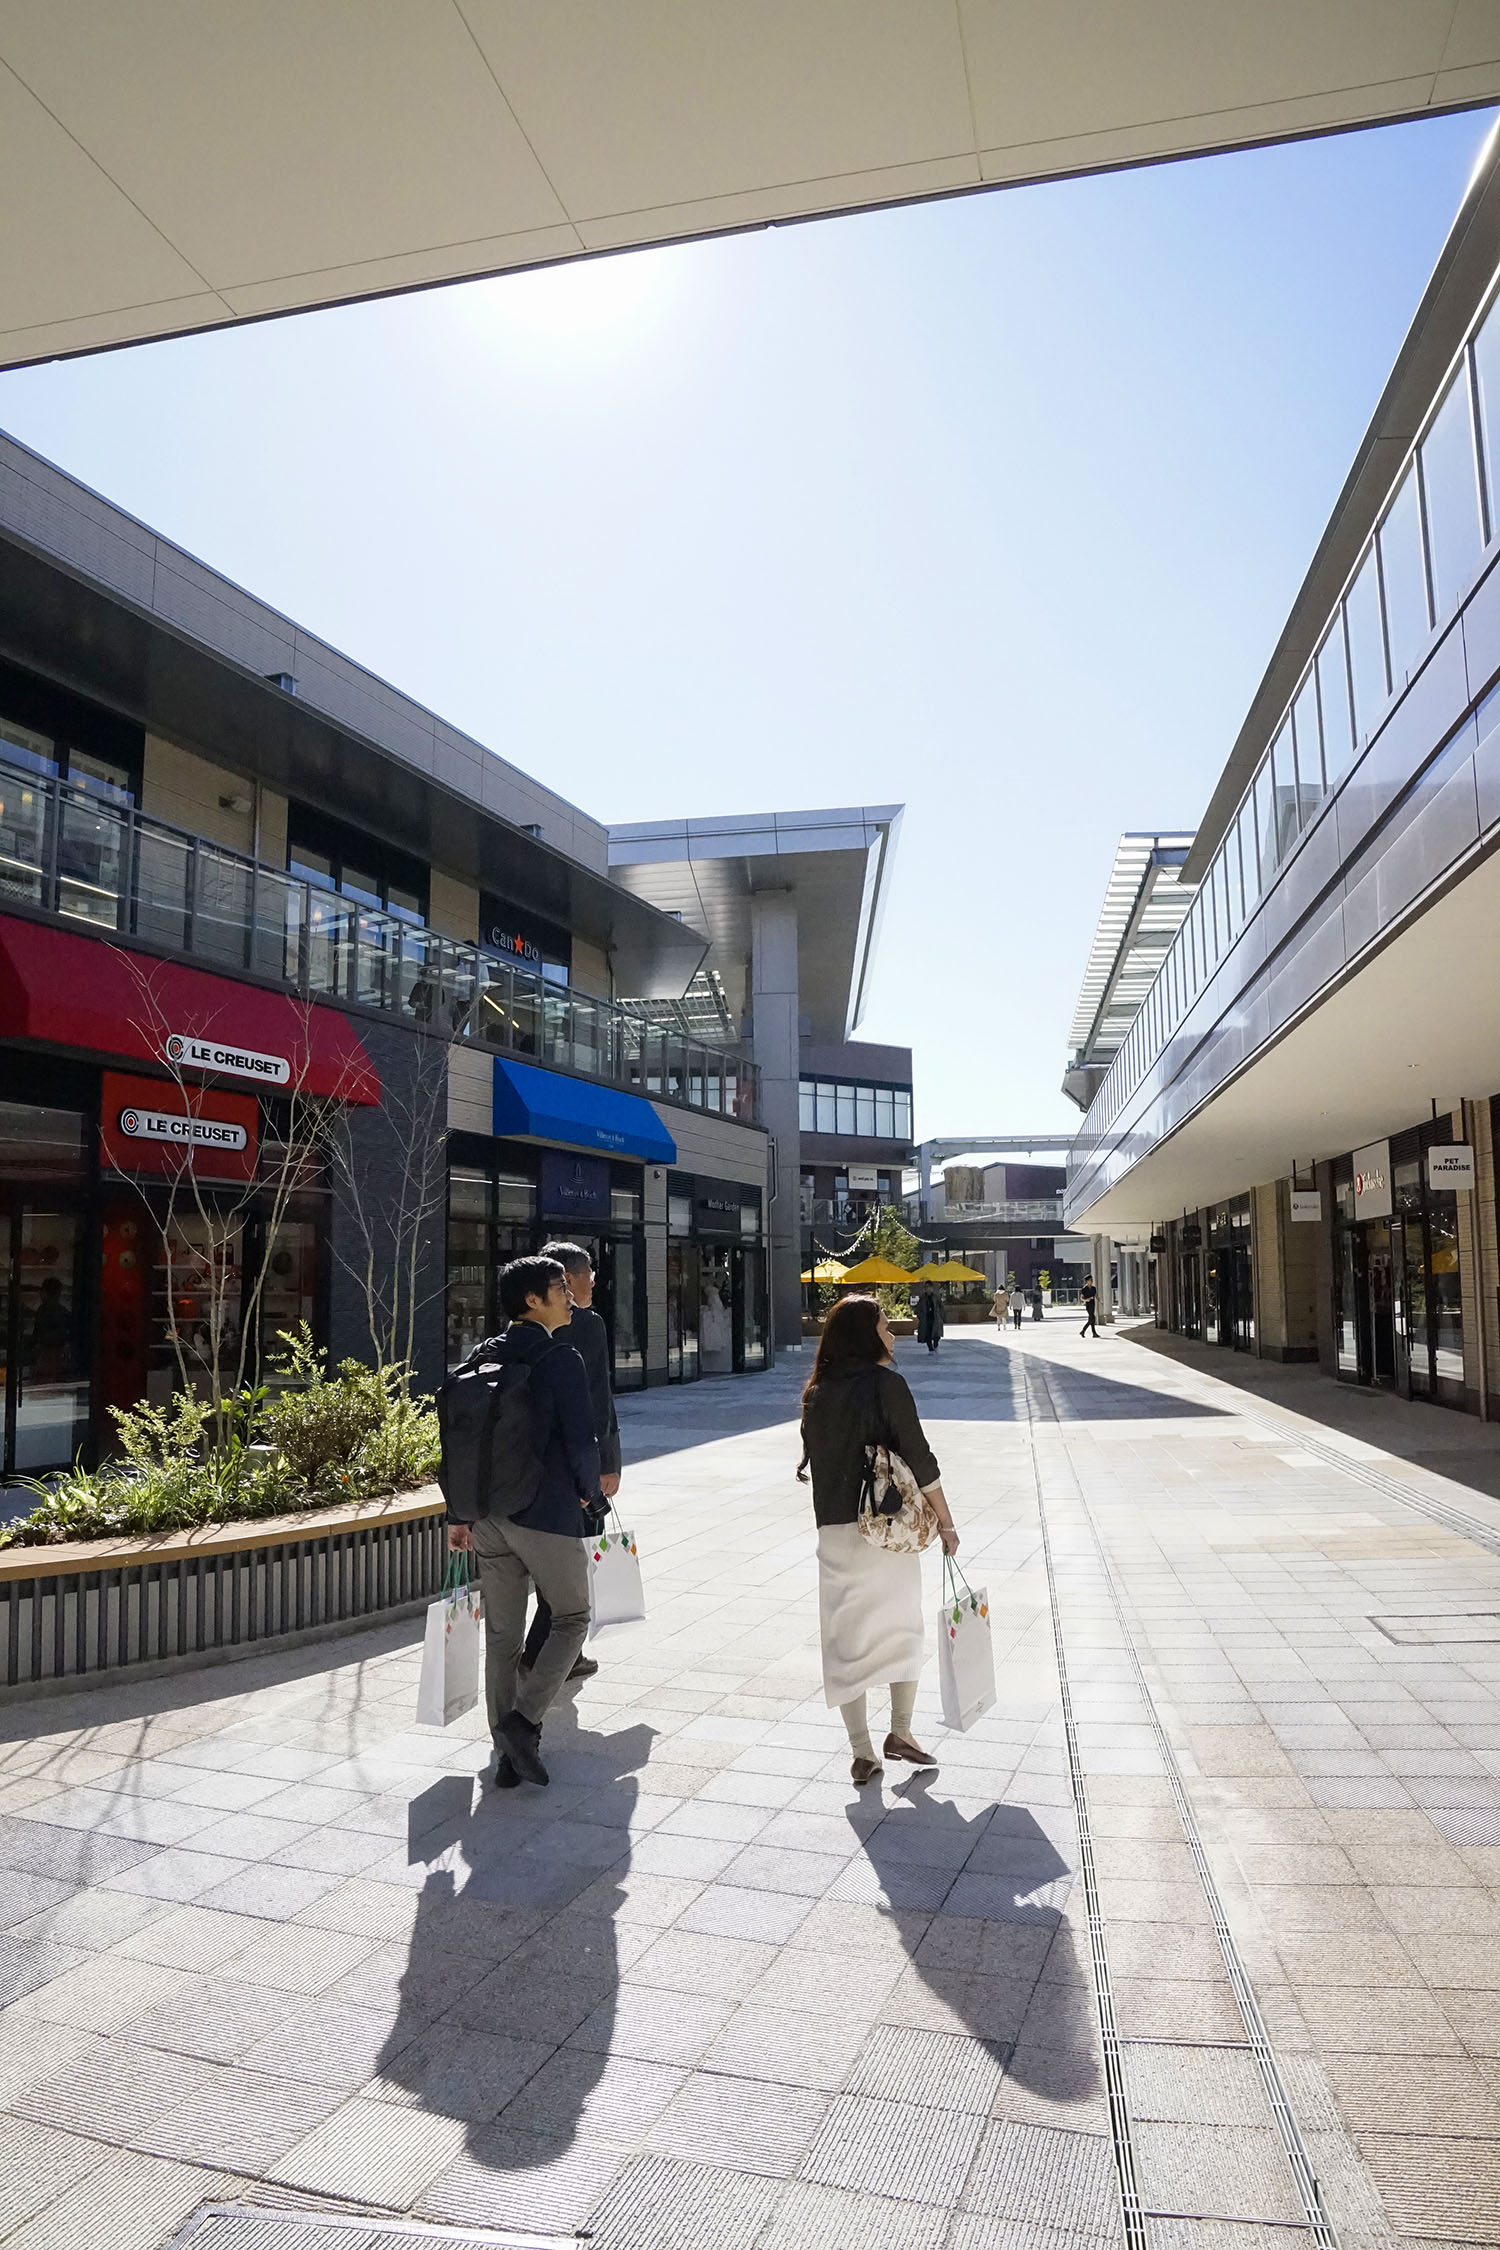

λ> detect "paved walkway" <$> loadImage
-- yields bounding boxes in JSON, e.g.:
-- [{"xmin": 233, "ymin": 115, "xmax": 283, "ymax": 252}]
[{"xmin": 4, "ymin": 1321, "xmax": 1500, "ymax": 2246}]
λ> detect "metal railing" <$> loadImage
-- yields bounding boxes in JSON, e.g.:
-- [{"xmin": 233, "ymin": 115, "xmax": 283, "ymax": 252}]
[{"xmin": 0, "ymin": 755, "xmax": 759, "ymax": 1124}]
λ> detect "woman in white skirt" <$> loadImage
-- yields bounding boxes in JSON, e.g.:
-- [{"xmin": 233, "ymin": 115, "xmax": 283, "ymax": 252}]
[{"xmin": 798, "ymin": 1295, "xmax": 959, "ymax": 1785}]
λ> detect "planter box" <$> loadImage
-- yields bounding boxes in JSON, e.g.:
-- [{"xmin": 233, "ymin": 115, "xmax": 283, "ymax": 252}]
[
  {"xmin": 801, "ymin": 1317, "xmax": 917, "ymax": 1337},
  {"xmin": 0, "ymin": 1487, "xmax": 445, "ymax": 1698}
]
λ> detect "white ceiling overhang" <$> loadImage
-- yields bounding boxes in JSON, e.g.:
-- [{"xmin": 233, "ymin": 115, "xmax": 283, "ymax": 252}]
[{"xmin": 3, "ymin": 2, "xmax": 1500, "ymax": 369}]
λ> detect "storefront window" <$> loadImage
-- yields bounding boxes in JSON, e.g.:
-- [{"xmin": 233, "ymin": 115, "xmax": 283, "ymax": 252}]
[{"xmin": 8, "ymin": 1204, "xmax": 90, "ymax": 1471}]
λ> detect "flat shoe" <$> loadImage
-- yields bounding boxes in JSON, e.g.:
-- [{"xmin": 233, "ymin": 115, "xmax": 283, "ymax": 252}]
[
  {"xmin": 884, "ymin": 1732, "xmax": 938, "ymax": 1767},
  {"xmin": 492, "ymin": 1755, "xmax": 521, "ymax": 1790},
  {"xmin": 851, "ymin": 1756, "xmax": 884, "ymax": 1786},
  {"xmin": 568, "ymin": 1654, "xmax": 600, "ymax": 1681}
]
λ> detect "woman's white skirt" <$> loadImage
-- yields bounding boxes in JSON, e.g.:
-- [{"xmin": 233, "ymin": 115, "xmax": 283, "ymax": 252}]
[{"xmin": 817, "ymin": 1522, "xmax": 925, "ymax": 1707}]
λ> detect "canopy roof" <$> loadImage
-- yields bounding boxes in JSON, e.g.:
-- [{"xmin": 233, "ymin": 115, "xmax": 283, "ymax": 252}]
[{"xmin": 5, "ymin": 9, "xmax": 1494, "ymax": 369}]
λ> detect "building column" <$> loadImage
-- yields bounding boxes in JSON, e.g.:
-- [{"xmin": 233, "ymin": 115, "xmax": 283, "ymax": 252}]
[
  {"xmin": 1092, "ymin": 1233, "xmax": 1114, "ymax": 1325},
  {"xmin": 750, "ymin": 890, "xmax": 802, "ymax": 1353}
]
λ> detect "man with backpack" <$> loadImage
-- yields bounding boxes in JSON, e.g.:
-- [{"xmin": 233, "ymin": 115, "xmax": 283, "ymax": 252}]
[
  {"xmin": 518, "ymin": 1239, "xmax": 621, "ymax": 1687},
  {"xmin": 442, "ymin": 1254, "xmax": 603, "ymax": 1789}
]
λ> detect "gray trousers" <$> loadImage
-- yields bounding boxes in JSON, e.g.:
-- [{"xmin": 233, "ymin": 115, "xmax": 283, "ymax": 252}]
[{"xmin": 472, "ymin": 1515, "xmax": 591, "ymax": 1737}]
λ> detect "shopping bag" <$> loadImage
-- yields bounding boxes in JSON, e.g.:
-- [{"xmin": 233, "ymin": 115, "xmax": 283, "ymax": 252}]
[
  {"xmin": 937, "ymin": 1556, "xmax": 995, "ymax": 1732},
  {"xmin": 416, "ymin": 1554, "xmax": 482, "ymax": 1727},
  {"xmin": 587, "ymin": 1512, "xmax": 646, "ymax": 1638}
]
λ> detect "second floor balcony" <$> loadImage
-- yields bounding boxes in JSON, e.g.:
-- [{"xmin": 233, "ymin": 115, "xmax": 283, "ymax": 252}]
[{"xmin": 0, "ymin": 755, "xmax": 760, "ymax": 1127}]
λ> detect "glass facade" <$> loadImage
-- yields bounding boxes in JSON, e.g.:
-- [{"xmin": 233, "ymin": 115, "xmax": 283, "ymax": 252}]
[
  {"xmin": 1087, "ymin": 273, "xmax": 1500, "ymax": 1144},
  {"xmin": 1332, "ymin": 1125, "xmax": 1467, "ymax": 1404},
  {"xmin": 798, "ymin": 1078, "xmax": 913, "ymax": 1140}
]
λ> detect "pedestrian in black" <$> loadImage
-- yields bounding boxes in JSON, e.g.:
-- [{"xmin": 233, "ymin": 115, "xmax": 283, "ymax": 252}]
[
  {"xmin": 915, "ymin": 1282, "xmax": 944, "ymax": 1353},
  {"xmin": 519, "ymin": 1239, "xmax": 621, "ymax": 1686},
  {"xmin": 1080, "ymin": 1276, "xmax": 1100, "ymax": 1338},
  {"xmin": 446, "ymin": 1255, "xmax": 601, "ymax": 1789}
]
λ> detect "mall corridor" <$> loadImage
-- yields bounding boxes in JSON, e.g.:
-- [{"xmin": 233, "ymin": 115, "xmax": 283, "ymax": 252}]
[{"xmin": 3, "ymin": 1324, "xmax": 1500, "ymax": 2246}]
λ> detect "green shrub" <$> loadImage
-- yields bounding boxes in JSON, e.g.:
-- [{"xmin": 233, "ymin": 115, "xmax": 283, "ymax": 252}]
[{"xmin": 0, "ymin": 1327, "xmax": 440, "ymax": 1549}]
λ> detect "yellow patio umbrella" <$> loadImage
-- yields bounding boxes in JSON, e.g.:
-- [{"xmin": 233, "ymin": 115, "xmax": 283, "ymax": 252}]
[
  {"xmin": 800, "ymin": 1257, "xmax": 849, "ymax": 1284},
  {"xmin": 835, "ymin": 1254, "xmax": 916, "ymax": 1285},
  {"xmin": 909, "ymin": 1260, "xmax": 947, "ymax": 1281},
  {"xmin": 927, "ymin": 1259, "xmax": 989, "ymax": 1283}
]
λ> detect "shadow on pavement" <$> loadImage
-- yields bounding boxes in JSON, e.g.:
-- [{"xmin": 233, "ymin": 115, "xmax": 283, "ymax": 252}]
[
  {"xmin": 851, "ymin": 1777, "xmax": 1099, "ymax": 2105},
  {"xmin": 1121, "ymin": 1319, "xmax": 1500, "ymax": 1498},
  {"xmin": 375, "ymin": 1715, "xmax": 654, "ymax": 2172},
  {"xmin": 1031, "ymin": 1358, "xmax": 1226, "ymax": 1421},
  {"xmin": 617, "ymin": 1371, "xmax": 803, "ymax": 1463}
]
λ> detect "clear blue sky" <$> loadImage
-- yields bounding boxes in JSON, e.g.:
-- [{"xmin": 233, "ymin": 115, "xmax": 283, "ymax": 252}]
[{"xmin": 0, "ymin": 110, "xmax": 1492, "ymax": 1139}]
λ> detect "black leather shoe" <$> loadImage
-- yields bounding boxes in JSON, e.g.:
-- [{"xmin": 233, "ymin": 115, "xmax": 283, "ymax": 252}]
[
  {"xmin": 492, "ymin": 1754, "xmax": 521, "ymax": 1790},
  {"xmin": 499, "ymin": 1709, "xmax": 549, "ymax": 1786},
  {"xmin": 568, "ymin": 1654, "xmax": 600, "ymax": 1681}
]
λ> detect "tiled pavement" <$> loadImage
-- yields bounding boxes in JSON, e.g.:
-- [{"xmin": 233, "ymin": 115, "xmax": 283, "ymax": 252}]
[{"xmin": 4, "ymin": 1324, "xmax": 1500, "ymax": 2245}]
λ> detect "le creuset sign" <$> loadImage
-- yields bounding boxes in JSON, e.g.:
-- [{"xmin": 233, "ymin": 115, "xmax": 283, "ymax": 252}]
[
  {"xmin": 1428, "ymin": 1143, "xmax": 1476, "ymax": 1192},
  {"xmin": 1290, "ymin": 1190, "xmax": 1323, "ymax": 1223},
  {"xmin": 101, "ymin": 1069, "xmax": 259, "ymax": 1182},
  {"xmin": 119, "ymin": 1107, "xmax": 248, "ymax": 1153},
  {"xmin": 1352, "ymin": 1140, "xmax": 1392, "ymax": 1220},
  {"xmin": 164, "ymin": 1032, "xmax": 290, "ymax": 1086}
]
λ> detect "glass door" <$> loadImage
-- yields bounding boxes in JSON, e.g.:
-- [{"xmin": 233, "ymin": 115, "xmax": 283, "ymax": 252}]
[
  {"xmin": 598, "ymin": 1234, "xmax": 645, "ymax": 1391},
  {"xmin": 1363, "ymin": 1221, "xmax": 1396, "ymax": 1386},
  {"xmin": 733, "ymin": 1246, "xmax": 767, "ymax": 1371},
  {"xmin": 699, "ymin": 1245, "xmax": 734, "ymax": 1375},
  {"xmin": 667, "ymin": 1241, "xmax": 701, "ymax": 1382},
  {"xmin": 9, "ymin": 1202, "xmax": 91, "ymax": 1472}
]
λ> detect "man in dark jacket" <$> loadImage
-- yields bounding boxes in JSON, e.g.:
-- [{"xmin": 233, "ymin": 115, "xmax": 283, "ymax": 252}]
[
  {"xmin": 447, "ymin": 1254, "xmax": 601, "ymax": 1788},
  {"xmin": 518, "ymin": 1240, "xmax": 621, "ymax": 1685}
]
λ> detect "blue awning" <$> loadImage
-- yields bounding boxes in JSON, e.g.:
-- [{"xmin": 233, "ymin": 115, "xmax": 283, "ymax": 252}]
[{"xmin": 492, "ymin": 1057, "xmax": 677, "ymax": 1165}]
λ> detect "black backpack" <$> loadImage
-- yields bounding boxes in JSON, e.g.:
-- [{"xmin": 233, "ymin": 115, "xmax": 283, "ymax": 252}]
[{"xmin": 437, "ymin": 1335, "xmax": 549, "ymax": 1525}]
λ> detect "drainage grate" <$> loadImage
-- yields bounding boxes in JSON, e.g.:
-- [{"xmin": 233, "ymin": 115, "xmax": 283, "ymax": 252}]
[
  {"xmin": 1370, "ymin": 1611, "xmax": 1500, "ymax": 1643},
  {"xmin": 1026, "ymin": 1362, "xmax": 1340, "ymax": 2250},
  {"xmin": 161, "ymin": 2205, "xmax": 578, "ymax": 2250},
  {"xmin": 1025, "ymin": 1362, "xmax": 1147, "ymax": 2250}
]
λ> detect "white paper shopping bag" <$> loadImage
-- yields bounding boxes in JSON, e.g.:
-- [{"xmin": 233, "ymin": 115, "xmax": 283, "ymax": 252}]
[
  {"xmin": 416, "ymin": 1556, "xmax": 482, "ymax": 1727},
  {"xmin": 937, "ymin": 1559, "xmax": 995, "ymax": 1732},
  {"xmin": 587, "ymin": 1514, "xmax": 646, "ymax": 1638}
]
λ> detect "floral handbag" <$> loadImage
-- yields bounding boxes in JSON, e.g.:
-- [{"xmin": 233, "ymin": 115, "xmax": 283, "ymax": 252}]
[{"xmin": 856, "ymin": 1384, "xmax": 941, "ymax": 1554}]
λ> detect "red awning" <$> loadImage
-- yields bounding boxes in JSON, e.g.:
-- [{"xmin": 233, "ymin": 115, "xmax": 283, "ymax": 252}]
[{"xmin": 0, "ymin": 914, "xmax": 381, "ymax": 1104}]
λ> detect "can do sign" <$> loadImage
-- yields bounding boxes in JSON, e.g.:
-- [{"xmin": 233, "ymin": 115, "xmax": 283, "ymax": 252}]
[{"xmin": 164, "ymin": 1032, "xmax": 290, "ymax": 1086}]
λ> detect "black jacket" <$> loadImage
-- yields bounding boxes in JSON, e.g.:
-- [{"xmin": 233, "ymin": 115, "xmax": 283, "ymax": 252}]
[
  {"xmin": 493, "ymin": 1321, "xmax": 602, "ymax": 1539},
  {"xmin": 566, "ymin": 1305, "xmax": 621, "ymax": 1478},
  {"xmin": 800, "ymin": 1363, "xmax": 940, "ymax": 1528}
]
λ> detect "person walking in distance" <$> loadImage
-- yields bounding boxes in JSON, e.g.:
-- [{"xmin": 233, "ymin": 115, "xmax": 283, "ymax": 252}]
[
  {"xmin": 915, "ymin": 1280, "xmax": 944, "ymax": 1354},
  {"xmin": 799, "ymin": 1296, "xmax": 959, "ymax": 1784},
  {"xmin": 446, "ymin": 1256, "xmax": 602, "ymax": 1789},
  {"xmin": 1080, "ymin": 1273, "xmax": 1100, "ymax": 1338},
  {"xmin": 991, "ymin": 1282, "xmax": 1010, "ymax": 1329},
  {"xmin": 1011, "ymin": 1289, "xmax": 1025, "ymax": 1331},
  {"xmin": 519, "ymin": 1240, "xmax": 621, "ymax": 1686}
]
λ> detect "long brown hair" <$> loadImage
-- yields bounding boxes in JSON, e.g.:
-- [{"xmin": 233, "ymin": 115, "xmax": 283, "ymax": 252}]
[{"xmin": 797, "ymin": 1294, "xmax": 886, "ymax": 1480}]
